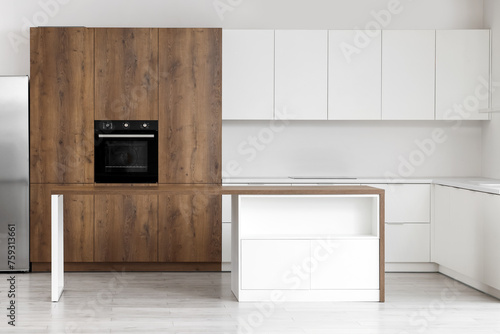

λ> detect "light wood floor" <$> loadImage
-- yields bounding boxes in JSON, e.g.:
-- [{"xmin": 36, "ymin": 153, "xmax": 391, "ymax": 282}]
[{"xmin": 1, "ymin": 272, "xmax": 499, "ymax": 333}]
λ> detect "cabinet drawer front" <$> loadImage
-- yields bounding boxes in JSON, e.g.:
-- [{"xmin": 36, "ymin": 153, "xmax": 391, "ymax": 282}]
[
  {"xmin": 310, "ymin": 239, "xmax": 379, "ymax": 290},
  {"xmin": 370, "ymin": 184, "xmax": 430, "ymax": 223},
  {"xmin": 241, "ymin": 240, "xmax": 311, "ymax": 290},
  {"xmin": 385, "ymin": 224, "xmax": 430, "ymax": 262}
]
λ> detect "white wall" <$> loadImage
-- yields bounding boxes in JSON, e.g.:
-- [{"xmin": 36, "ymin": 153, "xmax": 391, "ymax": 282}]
[
  {"xmin": 223, "ymin": 121, "xmax": 482, "ymax": 178},
  {"xmin": 0, "ymin": 0, "xmax": 484, "ymax": 75},
  {"xmin": 482, "ymin": 0, "xmax": 500, "ymax": 179}
]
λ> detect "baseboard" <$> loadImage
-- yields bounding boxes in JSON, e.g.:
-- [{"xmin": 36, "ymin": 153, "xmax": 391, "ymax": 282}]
[
  {"xmin": 31, "ymin": 262, "xmax": 222, "ymax": 272},
  {"xmin": 438, "ymin": 265, "xmax": 500, "ymax": 300},
  {"xmin": 385, "ymin": 262, "xmax": 439, "ymax": 272}
]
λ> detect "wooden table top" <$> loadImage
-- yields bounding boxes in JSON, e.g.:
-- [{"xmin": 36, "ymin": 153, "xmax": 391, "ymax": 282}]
[{"xmin": 50, "ymin": 184, "xmax": 384, "ymax": 196}]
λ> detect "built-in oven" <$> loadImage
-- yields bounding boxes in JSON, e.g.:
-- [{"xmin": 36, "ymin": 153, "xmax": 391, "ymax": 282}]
[{"xmin": 94, "ymin": 120, "xmax": 158, "ymax": 183}]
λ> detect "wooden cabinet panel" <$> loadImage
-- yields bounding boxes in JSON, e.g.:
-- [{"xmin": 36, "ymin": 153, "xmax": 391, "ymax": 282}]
[
  {"xmin": 30, "ymin": 184, "xmax": 94, "ymax": 263},
  {"xmin": 159, "ymin": 193, "xmax": 221, "ymax": 262},
  {"xmin": 158, "ymin": 28, "xmax": 222, "ymax": 184},
  {"xmin": 95, "ymin": 194, "xmax": 158, "ymax": 262},
  {"xmin": 95, "ymin": 28, "xmax": 159, "ymax": 120},
  {"xmin": 30, "ymin": 27, "xmax": 94, "ymax": 184}
]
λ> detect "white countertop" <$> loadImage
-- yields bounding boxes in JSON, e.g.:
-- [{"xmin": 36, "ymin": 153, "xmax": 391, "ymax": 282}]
[{"xmin": 223, "ymin": 177, "xmax": 500, "ymax": 195}]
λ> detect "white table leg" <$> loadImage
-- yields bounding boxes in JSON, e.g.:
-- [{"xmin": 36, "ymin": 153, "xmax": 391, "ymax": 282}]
[{"xmin": 51, "ymin": 194, "xmax": 64, "ymax": 302}]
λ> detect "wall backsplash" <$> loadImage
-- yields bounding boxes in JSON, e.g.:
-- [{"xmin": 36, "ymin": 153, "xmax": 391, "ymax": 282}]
[{"xmin": 222, "ymin": 120, "xmax": 483, "ymax": 179}]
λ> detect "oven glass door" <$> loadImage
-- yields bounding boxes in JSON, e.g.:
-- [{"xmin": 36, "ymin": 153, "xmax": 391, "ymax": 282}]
[{"xmin": 95, "ymin": 133, "xmax": 158, "ymax": 183}]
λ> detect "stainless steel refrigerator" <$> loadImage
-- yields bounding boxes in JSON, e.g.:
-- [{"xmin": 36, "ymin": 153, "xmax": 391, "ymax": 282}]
[{"xmin": 0, "ymin": 76, "xmax": 29, "ymax": 272}]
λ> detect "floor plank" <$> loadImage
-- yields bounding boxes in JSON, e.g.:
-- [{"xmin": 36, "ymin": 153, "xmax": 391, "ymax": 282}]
[{"xmin": 0, "ymin": 272, "xmax": 499, "ymax": 333}]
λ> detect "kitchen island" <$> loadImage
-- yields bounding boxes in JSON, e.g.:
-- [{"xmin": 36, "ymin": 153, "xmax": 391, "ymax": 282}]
[{"xmin": 50, "ymin": 185, "xmax": 385, "ymax": 302}]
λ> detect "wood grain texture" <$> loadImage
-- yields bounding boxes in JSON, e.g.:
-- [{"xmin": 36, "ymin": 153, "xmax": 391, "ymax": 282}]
[
  {"xmin": 95, "ymin": 194, "xmax": 158, "ymax": 262},
  {"xmin": 31, "ymin": 262, "xmax": 221, "ymax": 272},
  {"xmin": 30, "ymin": 27, "xmax": 94, "ymax": 184},
  {"xmin": 158, "ymin": 28, "xmax": 222, "ymax": 184},
  {"xmin": 30, "ymin": 184, "xmax": 94, "ymax": 263},
  {"xmin": 159, "ymin": 193, "xmax": 221, "ymax": 262},
  {"xmin": 50, "ymin": 184, "xmax": 383, "ymax": 196},
  {"xmin": 95, "ymin": 28, "xmax": 159, "ymax": 120}
]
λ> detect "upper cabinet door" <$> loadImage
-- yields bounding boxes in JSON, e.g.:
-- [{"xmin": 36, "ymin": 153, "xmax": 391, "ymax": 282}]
[
  {"xmin": 30, "ymin": 27, "xmax": 94, "ymax": 184},
  {"xmin": 159, "ymin": 29, "xmax": 222, "ymax": 184},
  {"xmin": 275, "ymin": 30, "xmax": 328, "ymax": 120},
  {"xmin": 95, "ymin": 28, "xmax": 159, "ymax": 120},
  {"xmin": 382, "ymin": 30, "xmax": 435, "ymax": 120},
  {"xmin": 222, "ymin": 30, "xmax": 274, "ymax": 120},
  {"xmin": 436, "ymin": 30, "xmax": 490, "ymax": 121},
  {"xmin": 328, "ymin": 30, "xmax": 382, "ymax": 120}
]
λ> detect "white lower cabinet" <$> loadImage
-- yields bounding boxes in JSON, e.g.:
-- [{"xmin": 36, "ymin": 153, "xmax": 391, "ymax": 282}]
[
  {"xmin": 368, "ymin": 184, "xmax": 432, "ymax": 267},
  {"xmin": 483, "ymin": 193, "xmax": 500, "ymax": 291},
  {"xmin": 241, "ymin": 240, "xmax": 311, "ymax": 290},
  {"xmin": 233, "ymin": 193, "xmax": 382, "ymax": 301},
  {"xmin": 434, "ymin": 186, "xmax": 483, "ymax": 281},
  {"xmin": 385, "ymin": 224, "xmax": 430, "ymax": 262},
  {"xmin": 434, "ymin": 185, "xmax": 500, "ymax": 298},
  {"xmin": 311, "ymin": 239, "xmax": 379, "ymax": 290},
  {"xmin": 241, "ymin": 239, "xmax": 379, "ymax": 291}
]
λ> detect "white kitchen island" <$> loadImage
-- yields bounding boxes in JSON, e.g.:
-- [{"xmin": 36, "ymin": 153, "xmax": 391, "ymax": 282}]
[
  {"xmin": 50, "ymin": 185, "xmax": 384, "ymax": 303},
  {"xmin": 222, "ymin": 186, "xmax": 385, "ymax": 302}
]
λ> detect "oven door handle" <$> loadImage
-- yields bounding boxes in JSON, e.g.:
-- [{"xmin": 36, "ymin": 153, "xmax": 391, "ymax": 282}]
[{"xmin": 97, "ymin": 134, "xmax": 155, "ymax": 138}]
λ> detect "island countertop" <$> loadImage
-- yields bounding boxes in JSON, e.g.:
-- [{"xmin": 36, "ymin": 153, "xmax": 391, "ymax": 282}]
[{"xmin": 50, "ymin": 184, "xmax": 384, "ymax": 196}]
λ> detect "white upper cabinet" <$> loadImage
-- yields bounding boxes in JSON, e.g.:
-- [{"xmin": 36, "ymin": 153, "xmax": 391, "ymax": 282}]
[
  {"xmin": 382, "ymin": 30, "xmax": 436, "ymax": 120},
  {"xmin": 435, "ymin": 30, "xmax": 490, "ymax": 121},
  {"xmin": 275, "ymin": 30, "xmax": 328, "ymax": 120},
  {"xmin": 328, "ymin": 31, "xmax": 382, "ymax": 120},
  {"xmin": 222, "ymin": 30, "xmax": 275, "ymax": 120}
]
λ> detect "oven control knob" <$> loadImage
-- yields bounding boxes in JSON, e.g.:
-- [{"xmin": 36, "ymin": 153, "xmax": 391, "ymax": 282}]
[
  {"xmin": 104, "ymin": 122, "xmax": 112, "ymax": 129},
  {"xmin": 142, "ymin": 122, "xmax": 149, "ymax": 129},
  {"xmin": 123, "ymin": 122, "xmax": 129, "ymax": 128}
]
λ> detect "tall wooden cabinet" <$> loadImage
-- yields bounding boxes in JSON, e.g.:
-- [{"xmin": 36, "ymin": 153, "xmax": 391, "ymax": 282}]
[
  {"xmin": 30, "ymin": 27, "xmax": 222, "ymax": 271},
  {"xmin": 157, "ymin": 28, "xmax": 222, "ymax": 265},
  {"xmin": 30, "ymin": 27, "xmax": 94, "ymax": 184}
]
